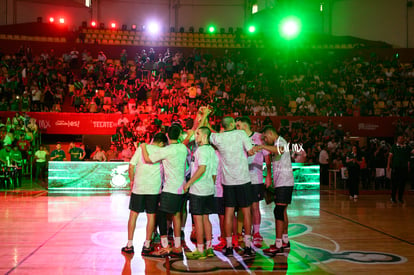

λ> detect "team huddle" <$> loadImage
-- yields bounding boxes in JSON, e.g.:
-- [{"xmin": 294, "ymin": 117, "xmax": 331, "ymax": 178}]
[{"xmin": 121, "ymin": 106, "xmax": 294, "ymax": 259}]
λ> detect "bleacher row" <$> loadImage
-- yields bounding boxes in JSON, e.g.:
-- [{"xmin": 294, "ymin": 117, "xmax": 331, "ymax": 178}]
[
  {"xmin": 78, "ymin": 28, "xmax": 265, "ymax": 48},
  {"xmin": 0, "ymin": 29, "xmax": 363, "ymax": 50},
  {"xmin": 0, "ymin": 33, "xmax": 67, "ymax": 43}
]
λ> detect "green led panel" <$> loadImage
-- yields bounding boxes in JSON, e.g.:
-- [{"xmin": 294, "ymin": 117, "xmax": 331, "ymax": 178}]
[{"xmin": 48, "ymin": 161, "xmax": 130, "ymax": 190}]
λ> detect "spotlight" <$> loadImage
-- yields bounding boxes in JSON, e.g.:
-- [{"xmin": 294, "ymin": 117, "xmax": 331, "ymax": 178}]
[
  {"xmin": 91, "ymin": 21, "xmax": 97, "ymax": 27},
  {"xmin": 110, "ymin": 22, "xmax": 116, "ymax": 29},
  {"xmin": 179, "ymin": 27, "xmax": 184, "ymax": 33},
  {"xmin": 131, "ymin": 24, "xmax": 137, "ymax": 31},
  {"xmin": 280, "ymin": 16, "xmax": 301, "ymax": 40},
  {"xmin": 99, "ymin": 23, "xmax": 105, "ymax": 29},
  {"xmin": 208, "ymin": 25, "xmax": 215, "ymax": 33},
  {"xmin": 122, "ymin": 24, "xmax": 127, "ymax": 31},
  {"xmin": 248, "ymin": 25, "xmax": 256, "ymax": 33},
  {"xmin": 82, "ymin": 21, "xmax": 87, "ymax": 28},
  {"xmin": 59, "ymin": 18, "xmax": 65, "ymax": 24},
  {"xmin": 49, "ymin": 17, "xmax": 55, "ymax": 23},
  {"xmin": 147, "ymin": 22, "xmax": 160, "ymax": 34}
]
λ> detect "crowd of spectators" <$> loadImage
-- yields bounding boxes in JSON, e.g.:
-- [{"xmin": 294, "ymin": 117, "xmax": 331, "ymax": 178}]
[
  {"xmin": 1, "ymin": 45, "xmax": 414, "ymax": 118},
  {"xmin": 281, "ymin": 54, "xmax": 414, "ymax": 117}
]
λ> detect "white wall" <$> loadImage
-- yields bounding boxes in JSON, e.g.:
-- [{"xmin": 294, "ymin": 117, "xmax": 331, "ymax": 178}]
[{"xmin": 98, "ymin": 0, "xmax": 170, "ymax": 30}]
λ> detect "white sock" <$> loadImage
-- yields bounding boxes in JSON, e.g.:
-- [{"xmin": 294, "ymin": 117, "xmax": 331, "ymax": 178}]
[
  {"xmin": 181, "ymin": 227, "xmax": 185, "ymax": 232},
  {"xmin": 282, "ymin": 234, "xmax": 289, "ymax": 244},
  {"xmin": 275, "ymin": 238, "xmax": 283, "ymax": 249},
  {"xmin": 206, "ymin": 240, "xmax": 212, "ymax": 249},
  {"xmin": 226, "ymin": 237, "xmax": 232, "ymax": 248},
  {"xmin": 244, "ymin": 235, "xmax": 251, "ymax": 248},
  {"xmin": 174, "ymin": 236, "xmax": 181, "ymax": 248},
  {"xmin": 161, "ymin": 237, "xmax": 169, "ymax": 248},
  {"xmin": 197, "ymin": 243, "xmax": 204, "ymax": 253},
  {"xmin": 144, "ymin": 240, "xmax": 151, "ymax": 248},
  {"xmin": 253, "ymin": 224, "xmax": 260, "ymax": 234},
  {"xmin": 127, "ymin": 240, "xmax": 133, "ymax": 247}
]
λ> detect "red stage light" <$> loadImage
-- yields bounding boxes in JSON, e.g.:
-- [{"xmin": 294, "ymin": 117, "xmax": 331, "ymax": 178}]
[
  {"xmin": 91, "ymin": 21, "xmax": 97, "ymax": 27},
  {"xmin": 110, "ymin": 22, "xmax": 116, "ymax": 29},
  {"xmin": 59, "ymin": 18, "xmax": 65, "ymax": 24},
  {"xmin": 131, "ymin": 24, "xmax": 137, "ymax": 30},
  {"xmin": 49, "ymin": 17, "xmax": 55, "ymax": 23}
]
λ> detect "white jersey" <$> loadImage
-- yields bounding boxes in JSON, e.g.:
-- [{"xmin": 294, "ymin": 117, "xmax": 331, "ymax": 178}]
[
  {"xmin": 149, "ymin": 143, "xmax": 188, "ymax": 194},
  {"xmin": 248, "ymin": 132, "xmax": 264, "ymax": 185},
  {"xmin": 189, "ymin": 145, "xmax": 218, "ymax": 196},
  {"xmin": 214, "ymin": 151, "xmax": 223, "ymax": 197},
  {"xmin": 271, "ymin": 136, "xmax": 294, "ymax": 188},
  {"xmin": 130, "ymin": 145, "xmax": 162, "ymax": 195},
  {"xmin": 210, "ymin": 130, "xmax": 252, "ymax": 186}
]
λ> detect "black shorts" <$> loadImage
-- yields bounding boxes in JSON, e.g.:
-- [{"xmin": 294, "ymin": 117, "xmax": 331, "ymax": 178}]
[
  {"xmin": 223, "ymin": 182, "xmax": 252, "ymax": 208},
  {"xmin": 274, "ymin": 186, "xmax": 293, "ymax": 204},
  {"xmin": 251, "ymin": 184, "xmax": 265, "ymax": 202},
  {"xmin": 129, "ymin": 193, "xmax": 159, "ymax": 214},
  {"xmin": 214, "ymin": 197, "xmax": 225, "ymax": 215},
  {"xmin": 158, "ymin": 192, "xmax": 184, "ymax": 214},
  {"xmin": 189, "ymin": 194, "xmax": 214, "ymax": 215}
]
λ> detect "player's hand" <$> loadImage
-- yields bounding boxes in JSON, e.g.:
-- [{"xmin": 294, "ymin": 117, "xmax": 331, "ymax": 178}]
[
  {"xmin": 186, "ymin": 129, "xmax": 194, "ymax": 137},
  {"xmin": 265, "ymin": 176, "xmax": 273, "ymax": 188},
  {"xmin": 183, "ymin": 182, "xmax": 191, "ymax": 192},
  {"xmin": 247, "ymin": 148, "xmax": 256, "ymax": 156}
]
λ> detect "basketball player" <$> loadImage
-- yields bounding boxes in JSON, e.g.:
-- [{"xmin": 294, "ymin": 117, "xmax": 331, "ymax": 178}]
[
  {"xmin": 207, "ymin": 114, "xmax": 256, "ymax": 257},
  {"xmin": 141, "ymin": 125, "xmax": 188, "ymax": 258},
  {"xmin": 121, "ymin": 133, "xmax": 168, "ymax": 255},
  {"xmin": 183, "ymin": 127, "xmax": 218, "ymax": 259},
  {"xmin": 257, "ymin": 125, "xmax": 294, "ymax": 256},
  {"xmin": 235, "ymin": 116, "xmax": 268, "ymax": 247}
]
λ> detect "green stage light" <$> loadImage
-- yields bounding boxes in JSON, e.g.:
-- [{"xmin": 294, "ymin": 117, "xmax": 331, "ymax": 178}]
[
  {"xmin": 248, "ymin": 25, "xmax": 256, "ymax": 33},
  {"xmin": 208, "ymin": 25, "xmax": 216, "ymax": 33},
  {"xmin": 280, "ymin": 16, "xmax": 301, "ymax": 40}
]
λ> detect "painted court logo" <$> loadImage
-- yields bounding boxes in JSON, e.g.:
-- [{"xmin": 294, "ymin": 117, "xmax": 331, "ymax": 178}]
[{"xmin": 163, "ymin": 223, "xmax": 406, "ymax": 273}]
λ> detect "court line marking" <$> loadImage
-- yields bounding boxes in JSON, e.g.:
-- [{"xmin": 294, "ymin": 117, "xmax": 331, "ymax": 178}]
[
  {"xmin": 321, "ymin": 209, "xmax": 414, "ymax": 246},
  {"xmin": 5, "ymin": 202, "xmax": 89, "ymax": 274}
]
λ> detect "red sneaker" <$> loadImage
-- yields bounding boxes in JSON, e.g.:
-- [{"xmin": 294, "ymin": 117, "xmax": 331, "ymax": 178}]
[
  {"xmin": 263, "ymin": 244, "xmax": 284, "ymax": 256},
  {"xmin": 282, "ymin": 241, "xmax": 290, "ymax": 250},
  {"xmin": 213, "ymin": 237, "xmax": 226, "ymax": 251},
  {"xmin": 253, "ymin": 232, "xmax": 263, "ymax": 248},
  {"xmin": 232, "ymin": 235, "xmax": 239, "ymax": 248}
]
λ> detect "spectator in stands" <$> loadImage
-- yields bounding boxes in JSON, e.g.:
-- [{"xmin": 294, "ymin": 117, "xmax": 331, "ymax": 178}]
[
  {"xmin": 346, "ymin": 145, "xmax": 362, "ymax": 200},
  {"xmin": 106, "ymin": 144, "xmax": 119, "ymax": 161},
  {"xmin": 16, "ymin": 134, "xmax": 30, "ymax": 163},
  {"xmin": 319, "ymin": 144, "xmax": 329, "ymax": 186},
  {"xmin": 34, "ymin": 144, "xmax": 49, "ymax": 183},
  {"xmin": 68, "ymin": 142, "xmax": 85, "ymax": 161},
  {"xmin": 98, "ymin": 51, "xmax": 107, "ymax": 63},
  {"xmin": 0, "ymin": 144, "xmax": 12, "ymax": 166},
  {"xmin": 119, "ymin": 143, "xmax": 133, "ymax": 162},
  {"xmin": 50, "ymin": 143, "xmax": 66, "ymax": 161},
  {"xmin": 10, "ymin": 144, "xmax": 23, "ymax": 186},
  {"xmin": 91, "ymin": 145, "xmax": 107, "ymax": 161}
]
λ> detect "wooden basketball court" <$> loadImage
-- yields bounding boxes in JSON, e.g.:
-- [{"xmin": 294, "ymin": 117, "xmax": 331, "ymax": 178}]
[{"xmin": 1, "ymin": 187, "xmax": 413, "ymax": 274}]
